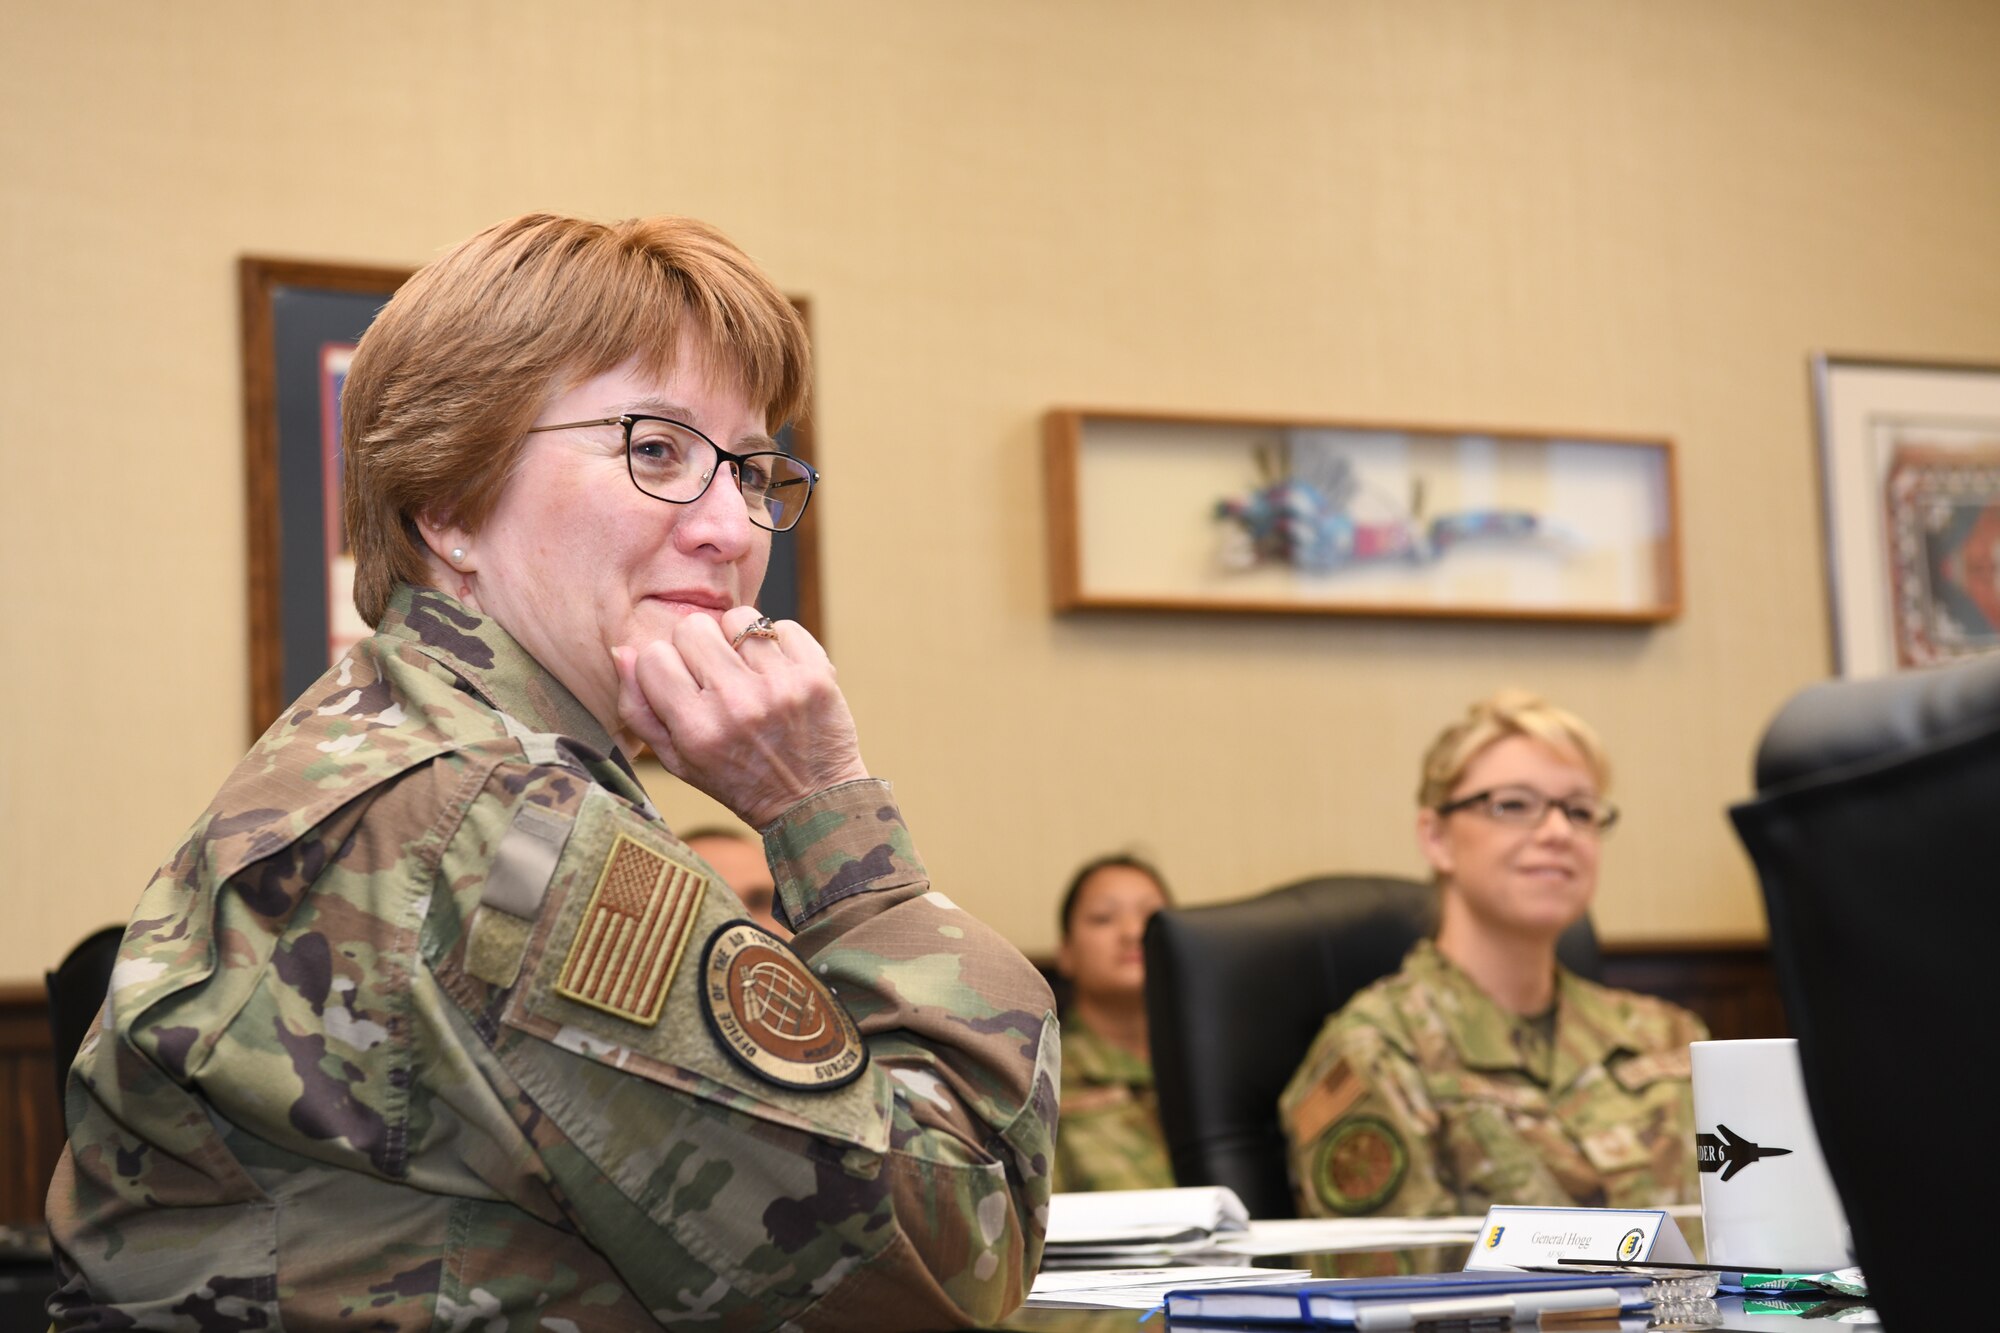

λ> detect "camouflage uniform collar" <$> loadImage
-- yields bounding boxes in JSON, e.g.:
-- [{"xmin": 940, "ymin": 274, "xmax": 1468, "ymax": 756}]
[
  {"xmin": 378, "ymin": 585, "xmax": 647, "ymax": 801},
  {"xmin": 1548, "ymin": 965, "xmax": 1644, "ymax": 1092},
  {"xmin": 1407, "ymin": 940, "xmax": 1523, "ymax": 1073},
  {"xmin": 1060, "ymin": 1010, "xmax": 1154, "ymax": 1089},
  {"xmin": 1408, "ymin": 939, "xmax": 1623, "ymax": 1089}
]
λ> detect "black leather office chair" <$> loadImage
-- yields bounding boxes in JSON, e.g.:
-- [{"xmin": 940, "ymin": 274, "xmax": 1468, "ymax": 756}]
[
  {"xmin": 46, "ymin": 924, "xmax": 124, "ymax": 1122},
  {"xmin": 1731, "ymin": 658, "xmax": 2000, "ymax": 1331},
  {"xmin": 1142, "ymin": 874, "xmax": 1600, "ymax": 1219}
]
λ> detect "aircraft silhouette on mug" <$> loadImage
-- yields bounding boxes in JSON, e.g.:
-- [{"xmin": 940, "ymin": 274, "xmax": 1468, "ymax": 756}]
[{"xmin": 1696, "ymin": 1124, "xmax": 1793, "ymax": 1182}]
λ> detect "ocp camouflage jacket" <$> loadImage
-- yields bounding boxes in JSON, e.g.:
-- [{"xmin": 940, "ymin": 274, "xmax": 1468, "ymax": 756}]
[
  {"xmin": 47, "ymin": 586, "xmax": 1058, "ymax": 1331},
  {"xmin": 1049, "ymin": 1013, "xmax": 1172, "ymax": 1194},
  {"xmin": 1279, "ymin": 940, "xmax": 1703, "ymax": 1218}
]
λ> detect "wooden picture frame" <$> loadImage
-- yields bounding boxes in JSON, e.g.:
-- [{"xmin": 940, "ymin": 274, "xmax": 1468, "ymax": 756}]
[
  {"xmin": 1812, "ymin": 354, "xmax": 2000, "ymax": 677},
  {"xmin": 241, "ymin": 258, "xmax": 823, "ymax": 737},
  {"xmin": 240, "ymin": 257, "xmax": 412, "ymax": 737},
  {"xmin": 1045, "ymin": 407, "xmax": 1681, "ymax": 624}
]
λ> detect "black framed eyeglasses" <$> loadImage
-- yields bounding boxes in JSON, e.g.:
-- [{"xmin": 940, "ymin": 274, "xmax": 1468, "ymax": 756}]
[
  {"xmin": 1435, "ymin": 785, "xmax": 1620, "ymax": 834},
  {"xmin": 524, "ymin": 414, "xmax": 817, "ymax": 532}
]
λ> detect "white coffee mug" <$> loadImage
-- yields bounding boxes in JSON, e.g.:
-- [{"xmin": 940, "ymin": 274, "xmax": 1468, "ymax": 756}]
[{"xmin": 1689, "ymin": 1037, "xmax": 1854, "ymax": 1272}]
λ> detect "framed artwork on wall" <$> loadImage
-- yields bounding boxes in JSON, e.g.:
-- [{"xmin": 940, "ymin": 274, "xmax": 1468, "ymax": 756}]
[
  {"xmin": 241, "ymin": 259, "xmax": 823, "ymax": 737},
  {"xmin": 1811, "ymin": 355, "xmax": 2000, "ymax": 677},
  {"xmin": 1044, "ymin": 407, "xmax": 1681, "ymax": 624},
  {"xmin": 239, "ymin": 256, "xmax": 413, "ymax": 738}
]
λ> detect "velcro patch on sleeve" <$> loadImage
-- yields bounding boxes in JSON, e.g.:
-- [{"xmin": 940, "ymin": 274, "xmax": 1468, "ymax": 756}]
[
  {"xmin": 466, "ymin": 908, "xmax": 536, "ymax": 989},
  {"xmin": 1288, "ymin": 1058, "xmax": 1366, "ymax": 1148},
  {"xmin": 553, "ymin": 833, "xmax": 704, "ymax": 1026},
  {"xmin": 483, "ymin": 802, "xmax": 573, "ymax": 917},
  {"xmin": 467, "ymin": 802, "xmax": 576, "ymax": 989}
]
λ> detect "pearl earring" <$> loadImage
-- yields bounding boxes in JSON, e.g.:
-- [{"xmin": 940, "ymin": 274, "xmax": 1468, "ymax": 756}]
[{"xmin": 450, "ymin": 548, "xmax": 466, "ymax": 565}]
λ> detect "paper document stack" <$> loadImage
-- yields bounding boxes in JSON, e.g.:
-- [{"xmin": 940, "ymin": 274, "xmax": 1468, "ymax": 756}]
[
  {"xmin": 1206, "ymin": 1215, "xmax": 1485, "ymax": 1258},
  {"xmin": 1042, "ymin": 1186, "xmax": 1251, "ymax": 1266},
  {"xmin": 1043, "ymin": 1189, "xmax": 1487, "ymax": 1268}
]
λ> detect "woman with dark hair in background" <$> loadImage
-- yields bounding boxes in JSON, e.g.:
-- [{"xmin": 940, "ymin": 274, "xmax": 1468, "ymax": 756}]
[{"xmin": 1053, "ymin": 855, "xmax": 1176, "ymax": 1192}]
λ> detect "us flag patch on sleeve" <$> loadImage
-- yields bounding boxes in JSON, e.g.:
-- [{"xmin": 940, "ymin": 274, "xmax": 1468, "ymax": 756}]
[{"xmin": 554, "ymin": 833, "xmax": 704, "ymax": 1026}]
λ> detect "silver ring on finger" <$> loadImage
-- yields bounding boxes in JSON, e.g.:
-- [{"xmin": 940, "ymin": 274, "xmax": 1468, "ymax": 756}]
[{"xmin": 729, "ymin": 615, "xmax": 780, "ymax": 651}]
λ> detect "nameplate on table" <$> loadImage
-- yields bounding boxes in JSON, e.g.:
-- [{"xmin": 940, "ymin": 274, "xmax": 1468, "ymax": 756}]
[{"xmin": 1464, "ymin": 1206, "xmax": 1696, "ymax": 1271}]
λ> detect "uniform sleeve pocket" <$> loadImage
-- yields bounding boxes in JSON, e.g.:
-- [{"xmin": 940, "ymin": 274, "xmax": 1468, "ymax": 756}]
[{"xmin": 495, "ymin": 789, "xmax": 893, "ymax": 1156}]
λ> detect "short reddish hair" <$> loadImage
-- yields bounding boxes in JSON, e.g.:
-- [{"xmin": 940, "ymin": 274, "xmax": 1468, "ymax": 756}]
[{"xmin": 340, "ymin": 213, "xmax": 811, "ymax": 625}]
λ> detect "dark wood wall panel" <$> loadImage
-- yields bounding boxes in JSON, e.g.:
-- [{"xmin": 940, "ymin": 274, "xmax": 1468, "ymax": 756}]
[
  {"xmin": 1038, "ymin": 940, "xmax": 1784, "ymax": 1046},
  {"xmin": 0, "ymin": 986, "xmax": 61, "ymax": 1227},
  {"xmin": 1598, "ymin": 942, "xmax": 1787, "ymax": 1041}
]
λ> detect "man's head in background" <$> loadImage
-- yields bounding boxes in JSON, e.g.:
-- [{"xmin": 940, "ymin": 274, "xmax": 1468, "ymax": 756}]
[{"xmin": 683, "ymin": 827, "xmax": 787, "ymax": 938}]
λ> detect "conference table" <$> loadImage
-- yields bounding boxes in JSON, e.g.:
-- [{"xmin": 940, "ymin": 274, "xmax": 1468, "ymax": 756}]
[
  {"xmin": 991, "ymin": 1213, "xmax": 1880, "ymax": 1332},
  {"xmin": 6, "ymin": 1216, "xmax": 1876, "ymax": 1330}
]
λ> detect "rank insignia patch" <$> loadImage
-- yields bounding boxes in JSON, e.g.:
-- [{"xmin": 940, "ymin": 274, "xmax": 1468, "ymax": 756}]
[
  {"xmin": 700, "ymin": 921, "xmax": 866, "ymax": 1090},
  {"xmin": 1314, "ymin": 1115, "xmax": 1407, "ymax": 1215},
  {"xmin": 554, "ymin": 833, "xmax": 704, "ymax": 1026}
]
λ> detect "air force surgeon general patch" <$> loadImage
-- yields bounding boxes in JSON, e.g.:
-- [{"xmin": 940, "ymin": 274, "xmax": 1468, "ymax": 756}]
[{"xmin": 700, "ymin": 921, "xmax": 866, "ymax": 1090}]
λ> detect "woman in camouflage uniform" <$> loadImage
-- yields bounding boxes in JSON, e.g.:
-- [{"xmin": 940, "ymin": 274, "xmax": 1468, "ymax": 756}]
[
  {"xmin": 47, "ymin": 214, "xmax": 1057, "ymax": 1331},
  {"xmin": 1052, "ymin": 856, "xmax": 1176, "ymax": 1192},
  {"xmin": 1279, "ymin": 690, "xmax": 1705, "ymax": 1218}
]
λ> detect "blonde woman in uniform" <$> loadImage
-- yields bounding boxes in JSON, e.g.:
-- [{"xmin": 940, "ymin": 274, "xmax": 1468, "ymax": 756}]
[{"xmin": 1279, "ymin": 691, "xmax": 1705, "ymax": 1217}]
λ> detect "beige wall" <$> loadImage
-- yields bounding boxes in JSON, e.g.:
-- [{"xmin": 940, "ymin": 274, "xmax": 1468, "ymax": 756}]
[{"xmin": 4, "ymin": 1, "xmax": 1998, "ymax": 980}]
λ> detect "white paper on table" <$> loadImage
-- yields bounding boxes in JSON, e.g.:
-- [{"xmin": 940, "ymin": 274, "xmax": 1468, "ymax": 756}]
[
  {"xmin": 1206, "ymin": 1215, "xmax": 1487, "ymax": 1257},
  {"xmin": 1026, "ymin": 1265, "xmax": 1313, "ymax": 1309},
  {"xmin": 1035, "ymin": 1237, "xmax": 1239, "ymax": 1267},
  {"xmin": 1044, "ymin": 1186, "xmax": 1249, "ymax": 1247}
]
